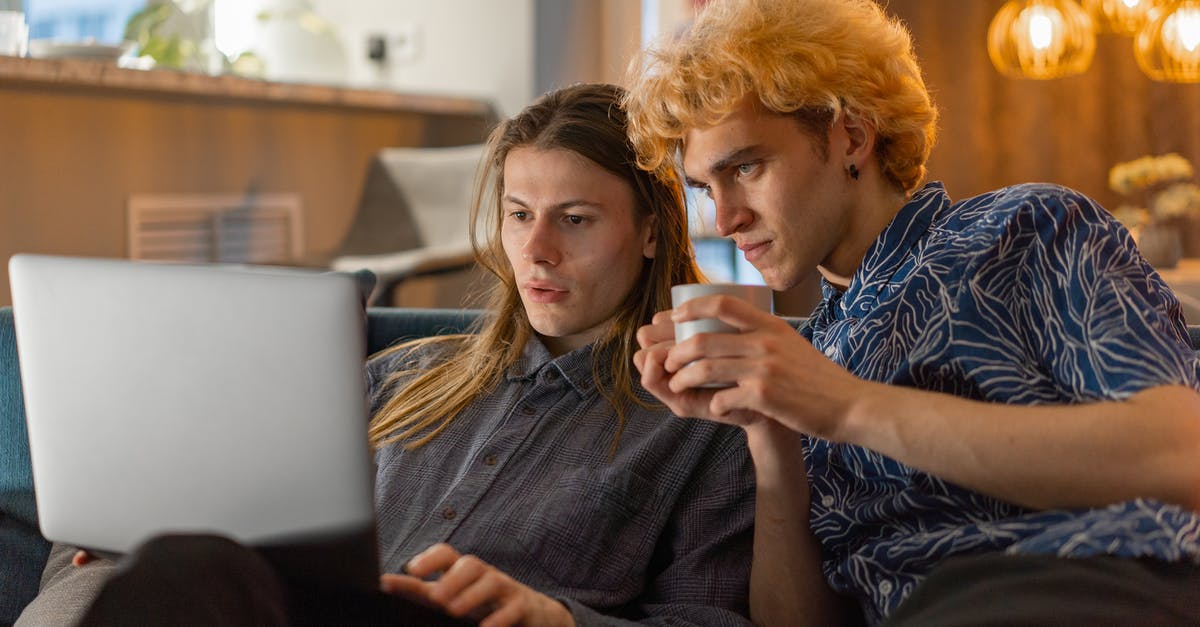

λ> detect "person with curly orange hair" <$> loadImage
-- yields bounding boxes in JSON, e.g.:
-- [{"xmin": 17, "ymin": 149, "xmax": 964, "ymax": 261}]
[{"xmin": 626, "ymin": 0, "xmax": 1200, "ymax": 625}]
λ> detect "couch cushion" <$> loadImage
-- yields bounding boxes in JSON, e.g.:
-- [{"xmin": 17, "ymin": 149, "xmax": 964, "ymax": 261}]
[
  {"xmin": 0, "ymin": 308, "xmax": 35, "ymax": 527},
  {"xmin": 1, "ymin": 307, "xmax": 52, "ymax": 626},
  {"xmin": 365, "ymin": 307, "xmax": 482, "ymax": 354},
  {"xmin": 1, "ymin": 515, "xmax": 52, "ymax": 625}
]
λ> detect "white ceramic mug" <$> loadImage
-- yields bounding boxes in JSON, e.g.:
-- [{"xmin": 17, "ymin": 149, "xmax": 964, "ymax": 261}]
[
  {"xmin": 671, "ymin": 283, "xmax": 774, "ymax": 342},
  {"xmin": 0, "ymin": 11, "xmax": 28, "ymax": 58},
  {"xmin": 670, "ymin": 283, "xmax": 774, "ymax": 388}
]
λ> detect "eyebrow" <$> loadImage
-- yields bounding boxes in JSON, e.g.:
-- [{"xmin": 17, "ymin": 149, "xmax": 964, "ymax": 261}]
[
  {"xmin": 502, "ymin": 196, "xmax": 602, "ymax": 212},
  {"xmin": 683, "ymin": 145, "xmax": 763, "ymax": 188}
]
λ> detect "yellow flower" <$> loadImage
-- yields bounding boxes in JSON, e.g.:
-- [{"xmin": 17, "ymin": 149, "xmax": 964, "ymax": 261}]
[
  {"xmin": 1109, "ymin": 153, "xmax": 1195, "ymax": 196},
  {"xmin": 1107, "ymin": 154, "xmax": 1199, "ymax": 231},
  {"xmin": 1152, "ymin": 183, "xmax": 1200, "ymax": 220}
]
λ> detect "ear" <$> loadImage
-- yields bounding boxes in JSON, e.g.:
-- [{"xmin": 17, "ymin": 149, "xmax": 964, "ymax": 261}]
[
  {"xmin": 838, "ymin": 109, "xmax": 877, "ymax": 168},
  {"xmin": 641, "ymin": 213, "xmax": 658, "ymax": 260}
]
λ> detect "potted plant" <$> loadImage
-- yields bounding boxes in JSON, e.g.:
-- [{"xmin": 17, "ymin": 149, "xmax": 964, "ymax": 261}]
[
  {"xmin": 1108, "ymin": 153, "xmax": 1200, "ymax": 268},
  {"xmin": 123, "ymin": 0, "xmax": 223, "ymax": 74}
]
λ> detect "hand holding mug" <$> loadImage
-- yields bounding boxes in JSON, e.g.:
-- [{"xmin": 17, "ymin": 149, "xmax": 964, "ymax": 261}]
[{"xmin": 670, "ymin": 283, "xmax": 773, "ymax": 388}]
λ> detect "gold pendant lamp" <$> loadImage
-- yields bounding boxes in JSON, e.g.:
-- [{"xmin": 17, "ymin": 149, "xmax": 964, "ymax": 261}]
[
  {"xmin": 1083, "ymin": 0, "xmax": 1162, "ymax": 34},
  {"xmin": 1134, "ymin": 0, "xmax": 1200, "ymax": 82},
  {"xmin": 988, "ymin": 0, "xmax": 1098, "ymax": 79}
]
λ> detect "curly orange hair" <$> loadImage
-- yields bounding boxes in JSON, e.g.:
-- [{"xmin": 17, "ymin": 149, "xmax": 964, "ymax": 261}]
[{"xmin": 623, "ymin": 0, "xmax": 938, "ymax": 194}]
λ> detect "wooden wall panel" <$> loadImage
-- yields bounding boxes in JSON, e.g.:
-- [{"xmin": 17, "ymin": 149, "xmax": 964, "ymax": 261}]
[
  {"xmin": 0, "ymin": 58, "xmax": 497, "ymax": 307},
  {"xmin": 886, "ymin": 0, "xmax": 1200, "ymax": 210}
]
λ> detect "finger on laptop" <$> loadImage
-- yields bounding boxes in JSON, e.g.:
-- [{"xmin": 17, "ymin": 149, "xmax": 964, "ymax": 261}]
[
  {"xmin": 380, "ymin": 573, "xmax": 439, "ymax": 607},
  {"xmin": 404, "ymin": 542, "xmax": 461, "ymax": 579}
]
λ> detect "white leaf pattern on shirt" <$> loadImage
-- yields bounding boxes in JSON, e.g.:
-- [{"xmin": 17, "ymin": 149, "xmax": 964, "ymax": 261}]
[{"xmin": 802, "ymin": 182, "xmax": 1200, "ymax": 624}]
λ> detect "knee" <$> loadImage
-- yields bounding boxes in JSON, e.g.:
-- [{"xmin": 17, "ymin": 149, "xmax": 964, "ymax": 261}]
[
  {"xmin": 134, "ymin": 533, "xmax": 245, "ymax": 562},
  {"xmin": 116, "ymin": 534, "xmax": 269, "ymax": 585},
  {"xmin": 83, "ymin": 535, "xmax": 288, "ymax": 627}
]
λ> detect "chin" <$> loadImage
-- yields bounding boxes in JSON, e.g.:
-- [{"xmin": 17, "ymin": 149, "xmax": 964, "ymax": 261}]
[
  {"xmin": 764, "ymin": 262, "xmax": 815, "ymax": 291},
  {"xmin": 525, "ymin": 313, "xmax": 558, "ymax": 337},
  {"xmin": 755, "ymin": 268, "xmax": 788, "ymax": 291},
  {"xmin": 525, "ymin": 310, "xmax": 569, "ymax": 338}
]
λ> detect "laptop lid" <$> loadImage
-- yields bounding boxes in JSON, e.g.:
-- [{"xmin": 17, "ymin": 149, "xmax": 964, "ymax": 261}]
[{"xmin": 9, "ymin": 255, "xmax": 377, "ymax": 577}]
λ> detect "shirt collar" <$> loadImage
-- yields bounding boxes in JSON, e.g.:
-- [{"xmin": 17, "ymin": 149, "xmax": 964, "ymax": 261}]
[
  {"xmin": 826, "ymin": 181, "xmax": 949, "ymax": 319},
  {"xmin": 506, "ymin": 335, "xmax": 598, "ymax": 397}
]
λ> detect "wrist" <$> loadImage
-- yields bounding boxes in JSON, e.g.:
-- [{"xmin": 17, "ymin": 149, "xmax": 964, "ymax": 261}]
[
  {"xmin": 832, "ymin": 379, "xmax": 889, "ymax": 446},
  {"xmin": 744, "ymin": 419, "xmax": 802, "ymax": 458},
  {"xmin": 744, "ymin": 421, "xmax": 807, "ymax": 480}
]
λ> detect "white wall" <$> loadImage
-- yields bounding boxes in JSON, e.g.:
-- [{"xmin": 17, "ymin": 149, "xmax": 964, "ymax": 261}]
[{"xmin": 311, "ymin": 0, "xmax": 534, "ymax": 117}]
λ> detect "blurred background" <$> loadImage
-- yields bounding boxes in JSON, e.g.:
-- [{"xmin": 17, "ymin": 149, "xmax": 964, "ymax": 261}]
[{"xmin": 1, "ymin": 0, "xmax": 1198, "ymax": 315}]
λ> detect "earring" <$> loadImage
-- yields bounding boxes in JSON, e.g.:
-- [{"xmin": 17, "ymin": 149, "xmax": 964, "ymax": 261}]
[{"xmin": 848, "ymin": 164, "xmax": 860, "ymax": 180}]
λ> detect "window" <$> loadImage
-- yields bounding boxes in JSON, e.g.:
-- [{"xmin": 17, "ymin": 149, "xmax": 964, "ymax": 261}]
[
  {"xmin": 24, "ymin": 0, "xmax": 144, "ymax": 44},
  {"xmin": 644, "ymin": 0, "xmax": 763, "ymax": 285}
]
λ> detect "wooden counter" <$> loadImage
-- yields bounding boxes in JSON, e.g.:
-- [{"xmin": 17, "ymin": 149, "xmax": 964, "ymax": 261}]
[{"xmin": 0, "ymin": 56, "xmax": 498, "ymax": 306}]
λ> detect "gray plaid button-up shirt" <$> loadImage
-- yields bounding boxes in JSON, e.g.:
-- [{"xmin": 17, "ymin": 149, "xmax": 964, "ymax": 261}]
[{"xmin": 368, "ymin": 336, "xmax": 754, "ymax": 626}]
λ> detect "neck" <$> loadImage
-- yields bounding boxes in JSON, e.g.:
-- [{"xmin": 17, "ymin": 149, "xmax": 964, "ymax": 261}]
[{"xmin": 818, "ymin": 173, "xmax": 910, "ymax": 290}]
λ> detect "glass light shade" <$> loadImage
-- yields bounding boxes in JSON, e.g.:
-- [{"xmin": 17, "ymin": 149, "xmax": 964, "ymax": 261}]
[
  {"xmin": 1083, "ymin": 0, "xmax": 1162, "ymax": 34},
  {"xmin": 988, "ymin": 0, "xmax": 1098, "ymax": 79},
  {"xmin": 1135, "ymin": 0, "xmax": 1200, "ymax": 82}
]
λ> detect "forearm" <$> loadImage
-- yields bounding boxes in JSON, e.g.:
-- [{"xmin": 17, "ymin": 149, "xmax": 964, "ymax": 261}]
[
  {"xmin": 744, "ymin": 423, "xmax": 842, "ymax": 627},
  {"xmin": 841, "ymin": 383, "xmax": 1200, "ymax": 511}
]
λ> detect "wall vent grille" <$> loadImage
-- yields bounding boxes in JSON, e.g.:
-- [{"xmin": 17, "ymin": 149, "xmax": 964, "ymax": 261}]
[{"xmin": 127, "ymin": 194, "xmax": 304, "ymax": 264}]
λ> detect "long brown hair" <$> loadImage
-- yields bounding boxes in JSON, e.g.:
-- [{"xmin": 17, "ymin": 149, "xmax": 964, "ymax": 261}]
[{"xmin": 369, "ymin": 83, "xmax": 703, "ymax": 450}]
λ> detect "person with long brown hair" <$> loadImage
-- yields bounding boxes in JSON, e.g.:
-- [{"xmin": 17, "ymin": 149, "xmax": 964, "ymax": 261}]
[
  {"xmin": 20, "ymin": 83, "xmax": 754, "ymax": 627},
  {"xmin": 365, "ymin": 81, "xmax": 754, "ymax": 626},
  {"xmin": 369, "ymin": 81, "xmax": 701, "ymax": 454}
]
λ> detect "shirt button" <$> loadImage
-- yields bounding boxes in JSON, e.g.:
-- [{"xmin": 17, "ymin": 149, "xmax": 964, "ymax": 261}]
[
  {"xmin": 823, "ymin": 345, "xmax": 836, "ymax": 358},
  {"xmin": 483, "ymin": 455, "xmax": 498, "ymax": 466},
  {"xmin": 546, "ymin": 369, "xmax": 560, "ymax": 380},
  {"xmin": 521, "ymin": 406, "xmax": 536, "ymax": 416},
  {"xmin": 879, "ymin": 580, "xmax": 893, "ymax": 595},
  {"xmin": 442, "ymin": 507, "xmax": 456, "ymax": 520},
  {"xmin": 820, "ymin": 495, "xmax": 835, "ymax": 508}
]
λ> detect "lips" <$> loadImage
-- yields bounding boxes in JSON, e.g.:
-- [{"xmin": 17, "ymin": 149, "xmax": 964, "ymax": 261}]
[
  {"xmin": 523, "ymin": 281, "xmax": 569, "ymax": 304},
  {"xmin": 738, "ymin": 240, "xmax": 771, "ymax": 264}
]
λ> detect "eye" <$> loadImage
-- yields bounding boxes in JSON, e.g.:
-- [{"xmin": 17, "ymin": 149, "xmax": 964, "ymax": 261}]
[
  {"xmin": 736, "ymin": 162, "xmax": 758, "ymax": 176},
  {"xmin": 508, "ymin": 210, "xmax": 529, "ymax": 221},
  {"xmin": 565, "ymin": 214, "xmax": 587, "ymax": 225}
]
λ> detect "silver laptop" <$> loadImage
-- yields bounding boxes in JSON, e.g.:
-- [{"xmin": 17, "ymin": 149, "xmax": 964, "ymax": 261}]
[{"xmin": 9, "ymin": 254, "xmax": 379, "ymax": 587}]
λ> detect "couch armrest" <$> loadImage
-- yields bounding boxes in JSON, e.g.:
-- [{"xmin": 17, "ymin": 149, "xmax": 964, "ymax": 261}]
[
  {"xmin": 0, "ymin": 308, "xmax": 37, "ymax": 527},
  {"xmin": 332, "ymin": 245, "xmax": 476, "ymax": 305},
  {"xmin": 0, "ymin": 306, "xmax": 52, "ymax": 625},
  {"xmin": 365, "ymin": 307, "xmax": 483, "ymax": 354},
  {"xmin": 0, "ymin": 515, "xmax": 52, "ymax": 625}
]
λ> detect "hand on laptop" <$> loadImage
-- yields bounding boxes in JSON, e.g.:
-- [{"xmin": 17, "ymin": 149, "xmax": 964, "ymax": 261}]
[{"xmin": 380, "ymin": 543, "xmax": 575, "ymax": 627}]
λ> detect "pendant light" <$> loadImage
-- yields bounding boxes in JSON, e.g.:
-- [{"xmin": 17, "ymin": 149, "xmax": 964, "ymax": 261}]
[
  {"xmin": 988, "ymin": 0, "xmax": 1098, "ymax": 79},
  {"xmin": 1083, "ymin": 0, "xmax": 1162, "ymax": 34},
  {"xmin": 1135, "ymin": 0, "xmax": 1200, "ymax": 82}
]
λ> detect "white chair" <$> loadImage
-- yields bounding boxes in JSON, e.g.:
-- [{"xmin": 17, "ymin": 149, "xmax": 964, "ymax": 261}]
[{"xmin": 331, "ymin": 144, "xmax": 489, "ymax": 306}]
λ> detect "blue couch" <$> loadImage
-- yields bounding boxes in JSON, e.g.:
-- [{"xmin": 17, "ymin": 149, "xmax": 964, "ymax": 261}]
[
  {"xmin": 5, "ymin": 304, "xmax": 1200, "ymax": 624},
  {"xmin": 0, "ymin": 306, "xmax": 480, "ymax": 625}
]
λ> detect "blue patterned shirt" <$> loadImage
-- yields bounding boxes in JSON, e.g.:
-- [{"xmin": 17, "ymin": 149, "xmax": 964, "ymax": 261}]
[
  {"xmin": 367, "ymin": 336, "xmax": 755, "ymax": 626},
  {"xmin": 800, "ymin": 182, "xmax": 1200, "ymax": 624}
]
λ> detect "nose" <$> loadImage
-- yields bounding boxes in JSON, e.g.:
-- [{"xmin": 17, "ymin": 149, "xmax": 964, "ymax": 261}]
[
  {"xmin": 712, "ymin": 186, "xmax": 753, "ymax": 237},
  {"xmin": 521, "ymin": 218, "xmax": 561, "ymax": 265}
]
